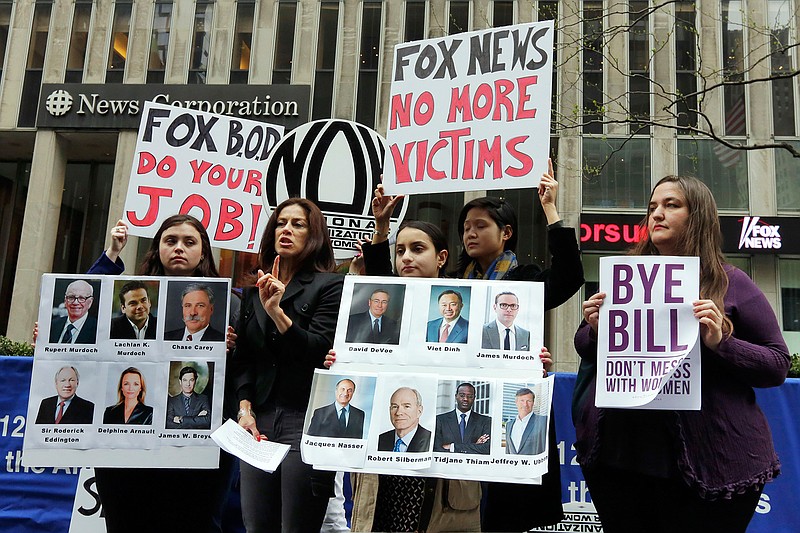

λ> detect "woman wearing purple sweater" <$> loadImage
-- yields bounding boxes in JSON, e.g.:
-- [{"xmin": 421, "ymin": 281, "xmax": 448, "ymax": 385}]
[{"xmin": 574, "ymin": 176, "xmax": 789, "ymax": 532}]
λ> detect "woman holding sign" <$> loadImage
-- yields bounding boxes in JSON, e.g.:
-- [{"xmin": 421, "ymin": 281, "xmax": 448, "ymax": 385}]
[
  {"xmin": 89, "ymin": 214, "xmax": 239, "ymax": 533},
  {"xmin": 231, "ymin": 198, "xmax": 343, "ymax": 532},
  {"xmin": 574, "ymin": 176, "xmax": 790, "ymax": 531}
]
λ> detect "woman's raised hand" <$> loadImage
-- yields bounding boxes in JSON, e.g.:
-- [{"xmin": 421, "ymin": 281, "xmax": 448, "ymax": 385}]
[
  {"xmin": 106, "ymin": 219, "xmax": 129, "ymax": 262},
  {"xmin": 371, "ymin": 183, "xmax": 403, "ymax": 243},
  {"xmin": 538, "ymin": 159, "xmax": 561, "ymax": 225},
  {"xmin": 582, "ymin": 292, "xmax": 606, "ymax": 335},
  {"xmin": 257, "ymin": 256, "xmax": 285, "ymax": 313}
]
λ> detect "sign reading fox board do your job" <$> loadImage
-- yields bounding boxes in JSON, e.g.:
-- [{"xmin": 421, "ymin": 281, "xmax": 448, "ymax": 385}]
[
  {"xmin": 382, "ymin": 21, "xmax": 554, "ymax": 195},
  {"xmin": 262, "ymin": 119, "xmax": 408, "ymax": 259}
]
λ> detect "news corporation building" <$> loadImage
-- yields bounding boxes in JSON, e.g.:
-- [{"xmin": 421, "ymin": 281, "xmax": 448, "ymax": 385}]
[{"xmin": 0, "ymin": 0, "xmax": 799, "ymax": 369}]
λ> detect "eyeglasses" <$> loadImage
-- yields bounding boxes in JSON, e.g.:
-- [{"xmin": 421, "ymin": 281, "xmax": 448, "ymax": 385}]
[
  {"xmin": 370, "ymin": 299, "xmax": 389, "ymax": 305},
  {"xmin": 65, "ymin": 296, "xmax": 92, "ymax": 304},
  {"xmin": 498, "ymin": 303, "xmax": 519, "ymax": 310}
]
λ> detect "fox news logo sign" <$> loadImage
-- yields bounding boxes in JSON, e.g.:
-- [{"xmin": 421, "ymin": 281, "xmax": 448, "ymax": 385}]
[{"xmin": 738, "ymin": 216, "xmax": 782, "ymax": 250}]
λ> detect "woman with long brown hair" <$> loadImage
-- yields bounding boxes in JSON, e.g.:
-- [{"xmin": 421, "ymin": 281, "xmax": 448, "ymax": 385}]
[{"xmin": 575, "ymin": 176, "xmax": 789, "ymax": 532}]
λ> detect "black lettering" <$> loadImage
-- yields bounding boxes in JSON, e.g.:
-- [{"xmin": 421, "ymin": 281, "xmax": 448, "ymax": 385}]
[
  {"xmin": 414, "ymin": 44, "xmax": 439, "ymax": 79},
  {"xmin": 434, "ymin": 39, "xmax": 462, "ymax": 79},
  {"xmin": 166, "ymin": 113, "xmax": 196, "ymax": 147},
  {"xmin": 227, "ymin": 119, "xmax": 244, "ymax": 155},
  {"xmin": 191, "ymin": 115, "xmax": 219, "ymax": 152},
  {"xmin": 468, "ymin": 33, "xmax": 491, "ymax": 75},
  {"xmin": 394, "ymin": 44, "xmax": 420, "ymax": 82},
  {"xmin": 491, "ymin": 30, "xmax": 509, "ymax": 72},
  {"xmin": 142, "ymin": 107, "xmax": 171, "ymax": 142}
]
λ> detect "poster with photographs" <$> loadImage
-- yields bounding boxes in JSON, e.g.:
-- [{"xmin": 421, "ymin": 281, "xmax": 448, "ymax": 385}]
[
  {"xmin": 302, "ymin": 277, "xmax": 552, "ymax": 483},
  {"xmin": 23, "ymin": 274, "xmax": 230, "ymax": 468}
]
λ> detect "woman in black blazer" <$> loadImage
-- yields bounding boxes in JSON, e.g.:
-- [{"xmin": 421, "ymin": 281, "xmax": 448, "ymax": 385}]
[
  {"xmin": 232, "ymin": 198, "xmax": 343, "ymax": 533},
  {"xmin": 102, "ymin": 367, "xmax": 153, "ymax": 425}
]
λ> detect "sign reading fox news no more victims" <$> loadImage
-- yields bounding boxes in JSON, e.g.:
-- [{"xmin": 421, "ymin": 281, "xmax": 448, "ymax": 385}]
[{"xmin": 382, "ymin": 21, "xmax": 554, "ymax": 195}]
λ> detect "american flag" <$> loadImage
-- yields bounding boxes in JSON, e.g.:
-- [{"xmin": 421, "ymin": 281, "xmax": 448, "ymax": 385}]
[{"xmin": 712, "ymin": 95, "xmax": 746, "ymax": 168}]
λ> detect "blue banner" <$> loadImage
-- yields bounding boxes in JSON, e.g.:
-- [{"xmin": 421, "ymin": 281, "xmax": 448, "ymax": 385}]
[{"xmin": 0, "ymin": 357, "xmax": 78, "ymax": 533}]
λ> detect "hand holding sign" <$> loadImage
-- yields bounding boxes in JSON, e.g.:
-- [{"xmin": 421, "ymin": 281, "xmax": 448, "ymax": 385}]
[
  {"xmin": 693, "ymin": 299, "xmax": 724, "ymax": 351},
  {"xmin": 582, "ymin": 292, "xmax": 606, "ymax": 335},
  {"xmin": 372, "ymin": 183, "xmax": 404, "ymax": 244}
]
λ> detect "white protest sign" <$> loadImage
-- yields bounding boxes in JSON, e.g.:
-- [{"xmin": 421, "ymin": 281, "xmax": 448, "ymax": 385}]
[
  {"xmin": 596, "ymin": 256, "xmax": 701, "ymax": 410},
  {"xmin": 262, "ymin": 119, "xmax": 408, "ymax": 259},
  {"xmin": 124, "ymin": 101, "xmax": 284, "ymax": 252},
  {"xmin": 383, "ymin": 21, "xmax": 554, "ymax": 195}
]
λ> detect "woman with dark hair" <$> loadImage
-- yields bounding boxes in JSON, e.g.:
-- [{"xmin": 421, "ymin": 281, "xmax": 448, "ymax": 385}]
[
  {"xmin": 102, "ymin": 367, "xmax": 153, "ymax": 424},
  {"xmin": 454, "ymin": 160, "xmax": 583, "ymax": 531},
  {"xmin": 232, "ymin": 197, "xmax": 343, "ymax": 532},
  {"xmin": 87, "ymin": 215, "xmax": 238, "ymax": 533},
  {"xmin": 575, "ymin": 176, "xmax": 789, "ymax": 532}
]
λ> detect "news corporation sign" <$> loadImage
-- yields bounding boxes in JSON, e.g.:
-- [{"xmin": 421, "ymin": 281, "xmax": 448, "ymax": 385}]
[{"xmin": 36, "ymin": 84, "xmax": 310, "ymax": 130}]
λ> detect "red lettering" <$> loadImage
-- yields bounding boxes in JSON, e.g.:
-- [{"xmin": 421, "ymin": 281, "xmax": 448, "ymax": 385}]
[
  {"xmin": 476, "ymin": 136, "xmax": 502, "ymax": 179},
  {"xmin": 126, "ymin": 186, "xmax": 173, "ymax": 226},
  {"xmin": 472, "ymin": 83, "xmax": 493, "ymax": 120},
  {"xmin": 415, "ymin": 140, "xmax": 428, "ymax": 182},
  {"xmin": 208, "ymin": 165, "xmax": 226, "ymax": 186},
  {"xmin": 426, "ymin": 140, "xmax": 448, "ymax": 180},
  {"xmin": 517, "ymin": 75, "xmax": 538, "ymax": 119},
  {"xmin": 505, "ymin": 136, "xmax": 532, "ymax": 177},
  {"xmin": 137, "ymin": 152, "xmax": 156, "ymax": 174},
  {"xmin": 214, "ymin": 199, "xmax": 245, "ymax": 241},
  {"xmin": 448, "ymin": 85, "xmax": 473, "ymax": 122},
  {"xmin": 390, "ymin": 93, "xmax": 412, "ymax": 130},
  {"xmin": 248, "ymin": 203, "xmax": 262, "ymax": 249},
  {"xmin": 580, "ymin": 223, "xmax": 591, "ymax": 242},
  {"xmin": 179, "ymin": 194, "xmax": 212, "ymax": 227},
  {"xmin": 439, "ymin": 127, "xmax": 471, "ymax": 178},
  {"xmin": 605, "ymin": 224, "xmax": 620, "ymax": 242},
  {"xmin": 390, "ymin": 143, "xmax": 414, "ymax": 183},
  {"xmin": 190, "ymin": 159, "xmax": 212, "ymax": 183},
  {"xmin": 413, "ymin": 91, "xmax": 434, "ymax": 126},
  {"xmin": 462, "ymin": 140, "xmax": 475, "ymax": 180},
  {"xmin": 493, "ymin": 79, "xmax": 515, "ymax": 121},
  {"xmin": 244, "ymin": 169, "xmax": 262, "ymax": 196}
]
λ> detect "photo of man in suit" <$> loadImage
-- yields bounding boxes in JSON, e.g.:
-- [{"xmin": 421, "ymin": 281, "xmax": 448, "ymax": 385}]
[
  {"xmin": 504, "ymin": 387, "xmax": 546, "ymax": 455},
  {"xmin": 377, "ymin": 387, "xmax": 431, "ymax": 452},
  {"xmin": 426, "ymin": 289, "xmax": 469, "ymax": 343},
  {"xmin": 482, "ymin": 291, "xmax": 530, "ymax": 350},
  {"xmin": 307, "ymin": 378, "xmax": 366, "ymax": 439},
  {"xmin": 345, "ymin": 288, "xmax": 401, "ymax": 344},
  {"xmin": 164, "ymin": 283, "xmax": 225, "ymax": 341},
  {"xmin": 35, "ymin": 366, "xmax": 95, "ymax": 424},
  {"xmin": 49, "ymin": 280, "xmax": 97, "ymax": 344},
  {"xmin": 165, "ymin": 366, "xmax": 211, "ymax": 429},
  {"xmin": 110, "ymin": 281, "xmax": 157, "ymax": 340},
  {"xmin": 434, "ymin": 382, "xmax": 491, "ymax": 454}
]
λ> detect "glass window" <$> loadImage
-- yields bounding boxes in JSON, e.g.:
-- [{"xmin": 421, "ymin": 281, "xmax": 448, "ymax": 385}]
[
  {"xmin": 676, "ymin": 139, "xmax": 748, "ymax": 210},
  {"xmin": 448, "ymin": 1, "xmax": 469, "ymax": 35},
  {"xmin": 405, "ymin": 1, "xmax": 426, "ymax": 42},
  {"xmin": 675, "ymin": 1, "xmax": 697, "ymax": 132},
  {"xmin": 52, "ymin": 163, "xmax": 114, "ymax": 274},
  {"xmin": 355, "ymin": 2, "xmax": 383, "ymax": 128},
  {"xmin": 106, "ymin": 1, "xmax": 132, "ymax": 83},
  {"xmin": 0, "ymin": 2, "xmax": 11, "ymax": 79},
  {"xmin": 582, "ymin": 138, "xmax": 651, "ymax": 209},
  {"xmin": 65, "ymin": 2, "xmax": 92, "ymax": 83},
  {"xmin": 583, "ymin": 2, "xmax": 603, "ymax": 134},
  {"xmin": 273, "ymin": 2, "xmax": 297, "ymax": 84},
  {"xmin": 780, "ymin": 258, "xmax": 800, "ymax": 355},
  {"xmin": 769, "ymin": 0, "xmax": 796, "ymax": 136},
  {"xmin": 18, "ymin": 2, "xmax": 51, "ymax": 127},
  {"xmin": 312, "ymin": 2, "xmax": 340, "ymax": 119},
  {"xmin": 230, "ymin": 1, "xmax": 254, "ymax": 84},
  {"xmin": 188, "ymin": 2, "xmax": 214, "ymax": 84},
  {"xmin": 775, "ymin": 140, "xmax": 800, "ymax": 212},
  {"xmin": 539, "ymin": 1, "xmax": 558, "ymax": 132},
  {"xmin": 0, "ymin": 161, "xmax": 30, "ymax": 335},
  {"xmin": 148, "ymin": 1, "xmax": 173, "ymax": 84},
  {"xmin": 629, "ymin": 1, "xmax": 650, "ymax": 134},
  {"xmin": 493, "ymin": 1, "xmax": 513, "ymax": 27},
  {"xmin": 721, "ymin": 1, "xmax": 747, "ymax": 136}
]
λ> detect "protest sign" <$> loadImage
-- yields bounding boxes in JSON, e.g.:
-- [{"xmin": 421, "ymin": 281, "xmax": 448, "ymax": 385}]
[
  {"xmin": 382, "ymin": 21, "xmax": 554, "ymax": 195},
  {"xmin": 23, "ymin": 274, "xmax": 229, "ymax": 467},
  {"xmin": 262, "ymin": 119, "xmax": 408, "ymax": 258},
  {"xmin": 301, "ymin": 276, "xmax": 552, "ymax": 483},
  {"xmin": 124, "ymin": 101, "xmax": 284, "ymax": 252},
  {"xmin": 596, "ymin": 256, "xmax": 701, "ymax": 410}
]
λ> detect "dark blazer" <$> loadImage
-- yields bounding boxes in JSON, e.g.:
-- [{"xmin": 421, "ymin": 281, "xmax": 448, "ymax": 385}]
[
  {"xmin": 425, "ymin": 316, "xmax": 469, "ymax": 343},
  {"xmin": 164, "ymin": 325, "xmax": 225, "ymax": 341},
  {"xmin": 345, "ymin": 311, "xmax": 400, "ymax": 345},
  {"xmin": 35, "ymin": 395, "xmax": 95, "ymax": 424},
  {"xmin": 110, "ymin": 314, "xmax": 157, "ymax": 340},
  {"xmin": 49, "ymin": 315, "xmax": 97, "ymax": 344},
  {"xmin": 307, "ymin": 403, "xmax": 366, "ymax": 439},
  {"xmin": 231, "ymin": 271, "xmax": 344, "ymax": 414},
  {"xmin": 103, "ymin": 402, "xmax": 154, "ymax": 425},
  {"xmin": 434, "ymin": 409, "xmax": 491, "ymax": 454},
  {"xmin": 165, "ymin": 391, "xmax": 211, "ymax": 429},
  {"xmin": 378, "ymin": 425, "xmax": 432, "ymax": 452},
  {"xmin": 505, "ymin": 414, "xmax": 546, "ymax": 455},
  {"xmin": 481, "ymin": 323, "xmax": 531, "ymax": 350}
]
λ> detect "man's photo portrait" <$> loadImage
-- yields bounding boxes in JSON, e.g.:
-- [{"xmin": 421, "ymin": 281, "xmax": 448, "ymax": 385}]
[
  {"xmin": 164, "ymin": 281, "xmax": 227, "ymax": 342},
  {"xmin": 377, "ymin": 387, "xmax": 432, "ymax": 453},
  {"xmin": 110, "ymin": 280, "xmax": 160, "ymax": 340},
  {"xmin": 482, "ymin": 291, "xmax": 531, "ymax": 351},
  {"xmin": 502, "ymin": 383, "xmax": 547, "ymax": 455},
  {"xmin": 344, "ymin": 284, "xmax": 405, "ymax": 345},
  {"xmin": 425, "ymin": 286, "xmax": 471, "ymax": 344},
  {"xmin": 35, "ymin": 365, "xmax": 95, "ymax": 424},
  {"xmin": 165, "ymin": 362, "xmax": 213, "ymax": 429},
  {"xmin": 307, "ymin": 377, "xmax": 367, "ymax": 439},
  {"xmin": 434, "ymin": 380, "xmax": 491, "ymax": 454},
  {"xmin": 49, "ymin": 278, "xmax": 102, "ymax": 344}
]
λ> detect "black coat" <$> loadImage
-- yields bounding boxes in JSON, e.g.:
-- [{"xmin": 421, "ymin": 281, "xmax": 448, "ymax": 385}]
[
  {"xmin": 164, "ymin": 325, "xmax": 225, "ymax": 341},
  {"xmin": 307, "ymin": 403, "xmax": 366, "ymax": 439},
  {"xmin": 344, "ymin": 311, "xmax": 400, "ymax": 344},
  {"xmin": 109, "ymin": 314, "xmax": 157, "ymax": 340},
  {"xmin": 433, "ymin": 409, "xmax": 492, "ymax": 454},
  {"xmin": 103, "ymin": 402, "xmax": 154, "ymax": 425},
  {"xmin": 36, "ymin": 395, "xmax": 95, "ymax": 424},
  {"xmin": 49, "ymin": 316, "xmax": 98, "ymax": 344},
  {"xmin": 378, "ymin": 425, "xmax": 432, "ymax": 452},
  {"xmin": 232, "ymin": 271, "xmax": 344, "ymax": 414}
]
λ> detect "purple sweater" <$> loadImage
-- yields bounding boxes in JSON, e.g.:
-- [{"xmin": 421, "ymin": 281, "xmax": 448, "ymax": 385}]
[{"xmin": 574, "ymin": 266, "xmax": 790, "ymax": 499}]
